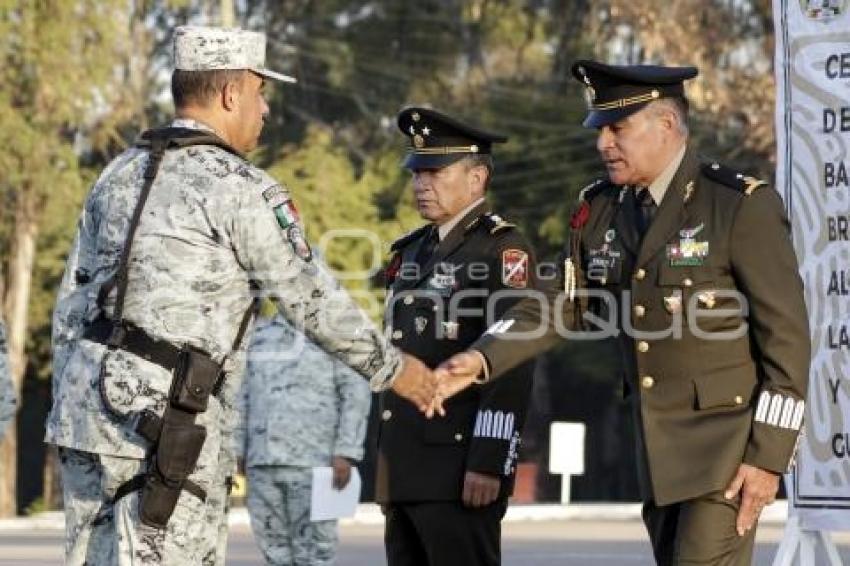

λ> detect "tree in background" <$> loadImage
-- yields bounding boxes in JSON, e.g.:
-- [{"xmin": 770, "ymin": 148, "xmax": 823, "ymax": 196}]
[
  {"xmin": 589, "ymin": 0, "xmax": 776, "ymax": 165},
  {"xmin": 0, "ymin": 0, "xmax": 135, "ymax": 517},
  {"xmin": 0, "ymin": 0, "xmax": 202, "ymax": 516}
]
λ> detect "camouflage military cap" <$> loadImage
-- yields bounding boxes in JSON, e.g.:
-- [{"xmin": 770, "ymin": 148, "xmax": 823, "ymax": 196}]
[{"xmin": 173, "ymin": 26, "xmax": 296, "ymax": 83}]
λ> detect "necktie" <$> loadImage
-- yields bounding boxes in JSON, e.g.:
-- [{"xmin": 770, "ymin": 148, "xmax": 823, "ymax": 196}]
[
  {"xmin": 415, "ymin": 227, "xmax": 439, "ymax": 266},
  {"xmin": 635, "ymin": 187, "xmax": 657, "ymax": 237}
]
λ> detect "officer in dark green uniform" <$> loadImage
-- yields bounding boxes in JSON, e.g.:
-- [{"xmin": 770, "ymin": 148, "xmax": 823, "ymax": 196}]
[
  {"xmin": 436, "ymin": 63, "xmax": 811, "ymax": 565},
  {"xmin": 377, "ymin": 107, "xmax": 537, "ymax": 566}
]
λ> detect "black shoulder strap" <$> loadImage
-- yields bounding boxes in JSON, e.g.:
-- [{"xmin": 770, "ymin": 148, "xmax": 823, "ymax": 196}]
[
  {"xmin": 231, "ymin": 293, "xmax": 261, "ymax": 353},
  {"xmin": 700, "ymin": 161, "xmax": 767, "ymax": 196},
  {"xmin": 135, "ymin": 127, "xmax": 242, "ymax": 155},
  {"xmin": 478, "ymin": 212, "xmax": 516, "ymax": 235},
  {"xmin": 99, "ymin": 136, "xmax": 169, "ymax": 326},
  {"xmin": 96, "ymin": 127, "xmax": 244, "ymax": 344}
]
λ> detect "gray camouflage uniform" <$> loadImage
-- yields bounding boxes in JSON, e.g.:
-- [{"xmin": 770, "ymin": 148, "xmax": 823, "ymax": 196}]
[
  {"xmin": 0, "ymin": 314, "xmax": 16, "ymax": 442},
  {"xmin": 47, "ymin": 116, "xmax": 400, "ymax": 565},
  {"xmin": 235, "ymin": 314, "xmax": 371, "ymax": 565}
]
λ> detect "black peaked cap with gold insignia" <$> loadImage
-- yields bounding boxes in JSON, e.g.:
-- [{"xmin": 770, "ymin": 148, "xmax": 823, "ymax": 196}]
[
  {"xmin": 397, "ymin": 107, "xmax": 507, "ymax": 170},
  {"xmin": 571, "ymin": 60, "xmax": 698, "ymax": 128}
]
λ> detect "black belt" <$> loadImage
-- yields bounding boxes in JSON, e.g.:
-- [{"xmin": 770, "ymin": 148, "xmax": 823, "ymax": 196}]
[
  {"xmin": 83, "ymin": 317, "xmax": 227, "ymax": 399},
  {"xmin": 83, "ymin": 317, "xmax": 183, "ymax": 371}
]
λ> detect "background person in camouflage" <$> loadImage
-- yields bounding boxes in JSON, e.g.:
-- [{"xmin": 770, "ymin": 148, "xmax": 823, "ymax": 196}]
[
  {"xmin": 0, "ymin": 313, "xmax": 16, "ymax": 442},
  {"xmin": 47, "ymin": 26, "xmax": 436, "ymax": 566},
  {"xmin": 236, "ymin": 312, "xmax": 371, "ymax": 565}
]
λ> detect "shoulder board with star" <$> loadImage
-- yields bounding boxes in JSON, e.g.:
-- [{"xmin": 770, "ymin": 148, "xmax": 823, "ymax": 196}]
[
  {"xmin": 578, "ymin": 178, "xmax": 616, "ymax": 203},
  {"xmin": 701, "ymin": 162, "xmax": 767, "ymax": 196},
  {"xmin": 474, "ymin": 212, "xmax": 516, "ymax": 235},
  {"xmin": 390, "ymin": 224, "xmax": 432, "ymax": 252}
]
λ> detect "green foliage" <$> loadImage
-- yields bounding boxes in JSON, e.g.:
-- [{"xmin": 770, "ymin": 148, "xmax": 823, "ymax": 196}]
[
  {"xmin": 2, "ymin": 0, "xmax": 777, "ymax": 388},
  {"xmin": 23, "ymin": 496, "xmax": 48, "ymax": 516},
  {"xmin": 0, "ymin": 0, "xmax": 124, "ymax": 194},
  {"xmin": 0, "ymin": 0, "xmax": 135, "ymax": 384},
  {"xmin": 0, "ymin": 0, "xmax": 199, "ymax": 382},
  {"xmin": 263, "ymin": 125, "xmax": 421, "ymax": 318}
]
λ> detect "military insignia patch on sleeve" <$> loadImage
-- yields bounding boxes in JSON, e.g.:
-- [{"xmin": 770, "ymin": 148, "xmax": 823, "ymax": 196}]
[
  {"xmin": 262, "ymin": 185, "xmax": 301, "ymax": 229},
  {"xmin": 261, "ymin": 185, "xmax": 312, "ymax": 261},
  {"xmin": 286, "ymin": 224, "xmax": 313, "ymax": 262},
  {"xmin": 275, "ymin": 200, "xmax": 301, "ymax": 229},
  {"xmin": 502, "ymin": 249, "xmax": 529, "ymax": 288}
]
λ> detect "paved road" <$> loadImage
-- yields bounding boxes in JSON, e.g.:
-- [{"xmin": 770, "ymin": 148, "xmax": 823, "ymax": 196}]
[{"xmin": 2, "ymin": 520, "xmax": 849, "ymax": 565}]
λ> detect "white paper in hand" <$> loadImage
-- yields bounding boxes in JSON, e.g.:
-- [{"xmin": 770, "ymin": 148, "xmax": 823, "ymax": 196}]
[{"xmin": 310, "ymin": 466, "xmax": 362, "ymax": 522}]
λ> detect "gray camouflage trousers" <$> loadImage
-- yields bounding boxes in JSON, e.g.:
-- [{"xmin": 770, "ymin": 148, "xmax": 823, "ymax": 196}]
[
  {"xmin": 246, "ymin": 466, "xmax": 338, "ymax": 566},
  {"xmin": 59, "ymin": 447, "xmax": 232, "ymax": 566}
]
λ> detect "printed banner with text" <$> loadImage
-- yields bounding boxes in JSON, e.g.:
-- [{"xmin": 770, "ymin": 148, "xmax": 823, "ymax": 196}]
[{"xmin": 773, "ymin": 0, "xmax": 850, "ymax": 531}]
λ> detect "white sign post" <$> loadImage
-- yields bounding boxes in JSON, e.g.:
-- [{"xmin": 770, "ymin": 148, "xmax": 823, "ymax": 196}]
[
  {"xmin": 772, "ymin": 0, "xmax": 850, "ymax": 562},
  {"xmin": 548, "ymin": 422, "xmax": 586, "ymax": 504},
  {"xmin": 774, "ymin": 479, "xmax": 844, "ymax": 565}
]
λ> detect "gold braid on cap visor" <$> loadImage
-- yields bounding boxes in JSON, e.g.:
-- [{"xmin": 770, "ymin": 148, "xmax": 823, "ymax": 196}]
[
  {"xmin": 590, "ymin": 89, "xmax": 661, "ymax": 110},
  {"xmin": 412, "ymin": 145, "xmax": 480, "ymax": 154}
]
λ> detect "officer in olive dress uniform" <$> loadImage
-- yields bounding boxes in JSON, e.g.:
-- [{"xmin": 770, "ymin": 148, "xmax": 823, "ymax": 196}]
[
  {"xmin": 438, "ymin": 62, "xmax": 810, "ymax": 566},
  {"xmin": 377, "ymin": 107, "xmax": 537, "ymax": 566}
]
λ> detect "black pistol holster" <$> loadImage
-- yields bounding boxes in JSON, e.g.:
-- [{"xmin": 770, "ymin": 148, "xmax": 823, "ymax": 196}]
[
  {"xmin": 84, "ymin": 127, "xmax": 255, "ymax": 530},
  {"xmin": 136, "ymin": 345, "xmax": 222, "ymax": 529}
]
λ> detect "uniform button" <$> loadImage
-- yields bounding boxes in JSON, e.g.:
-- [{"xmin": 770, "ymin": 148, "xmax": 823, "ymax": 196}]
[
  {"xmin": 382, "ymin": 409, "xmax": 392, "ymax": 421},
  {"xmin": 392, "ymin": 329, "xmax": 403, "ymax": 340},
  {"xmin": 734, "ymin": 395, "xmax": 743, "ymax": 405},
  {"xmin": 403, "ymin": 295, "xmax": 414, "ymax": 305},
  {"xmin": 637, "ymin": 341, "xmax": 649, "ymax": 353},
  {"xmin": 454, "ymin": 433, "xmax": 463, "ymax": 442},
  {"xmin": 641, "ymin": 376, "xmax": 655, "ymax": 389},
  {"xmin": 600, "ymin": 278, "xmax": 607, "ymax": 285},
  {"xmin": 682, "ymin": 278, "xmax": 693, "ymax": 287},
  {"xmin": 635, "ymin": 268, "xmax": 646, "ymax": 281},
  {"xmin": 432, "ymin": 305, "xmax": 439, "ymax": 312},
  {"xmin": 634, "ymin": 305, "xmax": 646, "ymax": 318}
]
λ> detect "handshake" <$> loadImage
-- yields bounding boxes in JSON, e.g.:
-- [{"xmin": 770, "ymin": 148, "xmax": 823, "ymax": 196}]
[{"xmin": 390, "ymin": 352, "xmax": 487, "ymax": 417}]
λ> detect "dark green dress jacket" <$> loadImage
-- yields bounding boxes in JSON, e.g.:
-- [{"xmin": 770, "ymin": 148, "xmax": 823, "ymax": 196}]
[{"xmin": 473, "ymin": 147, "xmax": 810, "ymax": 505}]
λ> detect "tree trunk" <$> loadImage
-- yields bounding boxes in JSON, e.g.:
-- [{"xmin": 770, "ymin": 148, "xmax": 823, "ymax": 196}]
[
  {"xmin": 220, "ymin": 0, "xmax": 234, "ymax": 26},
  {"xmin": 0, "ymin": 190, "xmax": 39, "ymax": 517}
]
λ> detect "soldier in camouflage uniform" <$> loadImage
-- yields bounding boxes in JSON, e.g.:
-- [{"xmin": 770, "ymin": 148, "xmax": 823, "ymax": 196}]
[
  {"xmin": 235, "ymin": 313, "xmax": 371, "ymax": 565},
  {"xmin": 0, "ymin": 313, "xmax": 17, "ymax": 442},
  {"xmin": 47, "ymin": 26, "xmax": 435, "ymax": 566}
]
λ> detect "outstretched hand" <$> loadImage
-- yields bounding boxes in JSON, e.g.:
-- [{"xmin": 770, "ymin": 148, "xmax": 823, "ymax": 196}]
[
  {"xmin": 391, "ymin": 354, "xmax": 439, "ymax": 416},
  {"xmin": 429, "ymin": 350, "xmax": 487, "ymax": 417}
]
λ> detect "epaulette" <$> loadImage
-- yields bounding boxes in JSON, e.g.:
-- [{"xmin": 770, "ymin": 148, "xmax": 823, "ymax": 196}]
[
  {"xmin": 701, "ymin": 162, "xmax": 767, "ymax": 196},
  {"xmin": 477, "ymin": 212, "xmax": 516, "ymax": 235},
  {"xmin": 390, "ymin": 224, "xmax": 432, "ymax": 252},
  {"xmin": 578, "ymin": 178, "xmax": 611, "ymax": 202}
]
